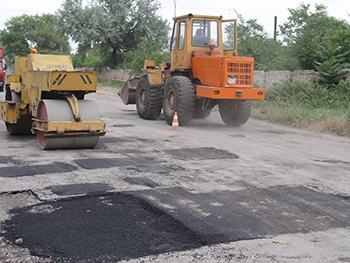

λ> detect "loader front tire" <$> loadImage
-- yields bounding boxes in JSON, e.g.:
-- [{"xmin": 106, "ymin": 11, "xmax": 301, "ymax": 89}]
[
  {"xmin": 163, "ymin": 76, "xmax": 195, "ymax": 126},
  {"xmin": 193, "ymin": 99, "xmax": 212, "ymax": 119},
  {"xmin": 136, "ymin": 76, "xmax": 162, "ymax": 120},
  {"xmin": 219, "ymin": 100, "xmax": 252, "ymax": 126}
]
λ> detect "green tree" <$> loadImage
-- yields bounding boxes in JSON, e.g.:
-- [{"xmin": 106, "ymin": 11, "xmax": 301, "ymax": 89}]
[
  {"xmin": 280, "ymin": 3, "xmax": 350, "ymax": 70},
  {"xmin": 0, "ymin": 14, "xmax": 70, "ymax": 61},
  {"xmin": 237, "ymin": 18, "xmax": 287, "ymax": 71},
  {"xmin": 72, "ymin": 49, "xmax": 105, "ymax": 68},
  {"xmin": 121, "ymin": 39, "xmax": 170, "ymax": 74},
  {"xmin": 57, "ymin": 0, "xmax": 170, "ymax": 68}
]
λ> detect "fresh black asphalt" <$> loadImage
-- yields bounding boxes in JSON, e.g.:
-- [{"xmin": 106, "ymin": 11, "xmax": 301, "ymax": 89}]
[{"xmin": 2, "ymin": 185, "xmax": 350, "ymax": 263}]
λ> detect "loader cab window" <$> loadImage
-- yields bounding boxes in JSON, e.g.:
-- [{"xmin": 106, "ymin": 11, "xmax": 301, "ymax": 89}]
[
  {"xmin": 222, "ymin": 19, "xmax": 237, "ymax": 54},
  {"xmin": 170, "ymin": 22, "xmax": 177, "ymax": 51},
  {"xmin": 192, "ymin": 20, "xmax": 218, "ymax": 47},
  {"xmin": 178, "ymin": 21, "xmax": 186, "ymax": 50},
  {"xmin": 170, "ymin": 21, "xmax": 185, "ymax": 50}
]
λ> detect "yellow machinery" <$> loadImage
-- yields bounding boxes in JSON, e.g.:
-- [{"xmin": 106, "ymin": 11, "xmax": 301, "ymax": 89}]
[
  {"xmin": 119, "ymin": 14, "xmax": 265, "ymax": 127},
  {"xmin": 0, "ymin": 51, "xmax": 106, "ymax": 149}
]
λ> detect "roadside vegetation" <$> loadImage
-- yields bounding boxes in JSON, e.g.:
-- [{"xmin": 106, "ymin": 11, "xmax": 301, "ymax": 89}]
[
  {"xmin": 251, "ymin": 80, "xmax": 350, "ymax": 137},
  {"xmin": 0, "ymin": 1, "xmax": 349, "ymax": 136},
  {"xmin": 97, "ymin": 80, "xmax": 124, "ymax": 90}
]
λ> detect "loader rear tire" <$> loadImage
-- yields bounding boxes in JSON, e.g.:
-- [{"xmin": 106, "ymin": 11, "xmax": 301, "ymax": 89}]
[
  {"xmin": 163, "ymin": 76, "xmax": 195, "ymax": 126},
  {"xmin": 219, "ymin": 100, "xmax": 252, "ymax": 126},
  {"xmin": 136, "ymin": 76, "xmax": 162, "ymax": 120}
]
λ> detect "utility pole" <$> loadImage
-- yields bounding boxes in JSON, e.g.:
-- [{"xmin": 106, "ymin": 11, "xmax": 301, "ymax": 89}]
[{"xmin": 274, "ymin": 16, "xmax": 277, "ymax": 40}]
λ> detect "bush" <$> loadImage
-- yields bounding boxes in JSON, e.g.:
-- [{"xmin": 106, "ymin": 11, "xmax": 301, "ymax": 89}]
[
  {"xmin": 266, "ymin": 80, "xmax": 350, "ymax": 109},
  {"xmin": 252, "ymin": 80, "xmax": 350, "ymax": 136},
  {"xmin": 314, "ymin": 45, "xmax": 350, "ymax": 86}
]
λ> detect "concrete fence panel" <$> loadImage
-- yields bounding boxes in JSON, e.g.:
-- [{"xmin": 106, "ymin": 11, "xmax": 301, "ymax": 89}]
[{"xmin": 77, "ymin": 67, "xmax": 350, "ymax": 89}]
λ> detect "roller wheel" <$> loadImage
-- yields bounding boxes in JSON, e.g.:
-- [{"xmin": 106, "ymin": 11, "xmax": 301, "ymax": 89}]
[
  {"xmin": 6, "ymin": 115, "xmax": 32, "ymax": 135},
  {"xmin": 163, "ymin": 76, "xmax": 195, "ymax": 126},
  {"xmin": 219, "ymin": 100, "xmax": 252, "ymax": 126},
  {"xmin": 37, "ymin": 99, "xmax": 101, "ymax": 150},
  {"xmin": 136, "ymin": 76, "xmax": 162, "ymax": 120},
  {"xmin": 193, "ymin": 99, "xmax": 212, "ymax": 119},
  {"xmin": 5, "ymin": 90, "xmax": 32, "ymax": 135}
]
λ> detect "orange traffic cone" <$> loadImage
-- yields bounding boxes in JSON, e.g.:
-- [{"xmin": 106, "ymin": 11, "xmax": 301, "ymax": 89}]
[{"xmin": 171, "ymin": 111, "xmax": 180, "ymax": 130}]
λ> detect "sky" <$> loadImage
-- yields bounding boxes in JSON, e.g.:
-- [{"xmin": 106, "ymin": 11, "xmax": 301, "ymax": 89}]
[{"xmin": 0, "ymin": 0, "xmax": 349, "ymax": 39}]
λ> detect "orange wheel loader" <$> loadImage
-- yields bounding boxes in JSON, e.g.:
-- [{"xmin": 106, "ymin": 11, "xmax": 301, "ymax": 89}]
[{"xmin": 119, "ymin": 14, "xmax": 265, "ymax": 127}]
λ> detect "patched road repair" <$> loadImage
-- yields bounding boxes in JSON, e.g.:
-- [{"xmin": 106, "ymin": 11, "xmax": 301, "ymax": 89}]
[{"xmin": 1, "ymin": 92, "xmax": 350, "ymax": 262}]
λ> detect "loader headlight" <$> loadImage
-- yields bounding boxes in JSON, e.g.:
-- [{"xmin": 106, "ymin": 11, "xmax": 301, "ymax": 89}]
[{"xmin": 227, "ymin": 74, "xmax": 237, "ymax": 85}]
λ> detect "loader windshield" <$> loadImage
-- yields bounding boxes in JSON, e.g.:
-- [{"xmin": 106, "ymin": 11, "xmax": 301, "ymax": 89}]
[{"xmin": 192, "ymin": 20, "xmax": 218, "ymax": 47}]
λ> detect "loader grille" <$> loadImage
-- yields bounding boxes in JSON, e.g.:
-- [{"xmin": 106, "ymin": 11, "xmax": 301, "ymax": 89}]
[{"xmin": 227, "ymin": 61, "xmax": 253, "ymax": 86}]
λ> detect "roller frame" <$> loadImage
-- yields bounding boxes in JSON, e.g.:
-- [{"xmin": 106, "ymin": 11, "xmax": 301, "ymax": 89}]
[{"xmin": 32, "ymin": 119, "xmax": 106, "ymax": 138}]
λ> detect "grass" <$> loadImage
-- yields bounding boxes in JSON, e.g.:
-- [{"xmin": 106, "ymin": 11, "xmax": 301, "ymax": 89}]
[{"xmin": 251, "ymin": 80, "xmax": 350, "ymax": 137}]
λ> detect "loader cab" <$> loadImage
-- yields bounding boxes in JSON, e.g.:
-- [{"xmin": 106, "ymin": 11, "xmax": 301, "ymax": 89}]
[{"xmin": 170, "ymin": 14, "xmax": 238, "ymax": 70}]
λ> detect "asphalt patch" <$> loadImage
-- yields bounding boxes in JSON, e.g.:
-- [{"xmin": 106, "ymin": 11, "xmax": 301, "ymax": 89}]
[
  {"xmin": 0, "ymin": 162, "xmax": 76, "ymax": 178},
  {"xmin": 113, "ymin": 124, "xmax": 135, "ymax": 127},
  {"xmin": 164, "ymin": 147, "xmax": 239, "ymax": 160},
  {"xmin": 2, "ymin": 192, "xmax": 205, "ymax": 263},
  {"xmin": 3, "ymin": 185, "xmax": 349, "ymax": 262},
  {"xmin": 130, "ymin": 185, "xmax": 350, "ymax": 243},
  {"xmin": 123, "ymin": 177, "xmax": 160, "ymax": 188},
  {"xmin": 46, "ymin": 183, "xmax": 114, "ymax": 196},
  {"xmin": 74, "ymin": 157, "xmax": 154, "ymax": 169},
  {"xmin": 0, "ymin": 156, "xmax": 23, "ymax": 165},
  {"xmin": 99, "ymin": 136, "xmax": 136, "ymax": 144}
]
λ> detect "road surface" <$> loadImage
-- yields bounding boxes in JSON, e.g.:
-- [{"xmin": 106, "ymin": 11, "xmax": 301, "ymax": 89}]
[{"xmin": 0, "ymin": 91, "xmax": 350, "ymax": 262}]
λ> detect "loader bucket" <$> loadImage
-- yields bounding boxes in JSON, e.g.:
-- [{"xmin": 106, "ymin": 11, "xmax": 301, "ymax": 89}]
[{"xmin": 118, "ymin": 77, "xmax": 139, "ymax": 105}]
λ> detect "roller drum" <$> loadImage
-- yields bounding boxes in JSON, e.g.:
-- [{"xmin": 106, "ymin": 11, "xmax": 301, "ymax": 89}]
[{"xmin": 37, "ymin": 99, "xmax": 101, "ymax": 150}]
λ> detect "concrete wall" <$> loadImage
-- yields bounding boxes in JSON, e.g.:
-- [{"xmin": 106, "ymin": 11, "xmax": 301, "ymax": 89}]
[
  {"xmin": 254, "ymin": 70, "xmax": 319, "ymax": 88},
  {"xmin": 77, "ymin": 67, "xmax": 134, "ymax": 81},
  {"xmin": 78, "ymin": 67, "xmax": 350, "ymax": 89}
]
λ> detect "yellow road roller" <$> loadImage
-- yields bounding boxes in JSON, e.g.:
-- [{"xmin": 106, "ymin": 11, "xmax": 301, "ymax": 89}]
[{"xmin": 0, "ymin": 50, "xmax": 106, "ymax": 149}]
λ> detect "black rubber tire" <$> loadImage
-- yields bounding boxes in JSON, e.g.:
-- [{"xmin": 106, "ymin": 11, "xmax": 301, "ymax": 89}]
[
  {"xmin": 219, "ymin": 100, "xmax": 252, "ymax": 126},
  {"xmin": 5, "ymin": 90, "xmax": 32, "ymax": 135},
  {"xmin": 0, "ymin": 84, "xmax": 3, "ymax": 92},
  {"xmin": 6, "ymin": 115, "xmax": 32, "ymax": 135},
  {"xmin": 193, "ymin": 99, "xmax": 212, "ymax": 119},
  {"xmin": 163, "ymin": 76, "xmax": 195, "ymax": 126},
  {"xmin": 136, "ymin": 76, "xmax": 162, "ymax": 120}
]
